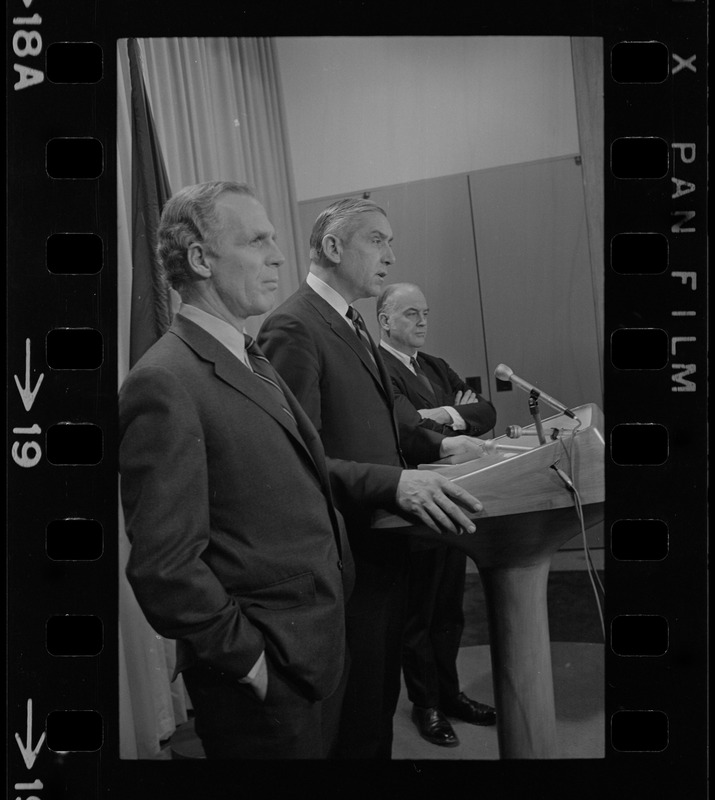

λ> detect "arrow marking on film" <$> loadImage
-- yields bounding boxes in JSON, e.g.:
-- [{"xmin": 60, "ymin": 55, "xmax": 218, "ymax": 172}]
[
  {"xmin": 14, "ymin": 338, "xmax": 44, "ymax": 412},
  {"xmin": 15, "ymin": 698, "xmax": 46, "ymax": 770}
]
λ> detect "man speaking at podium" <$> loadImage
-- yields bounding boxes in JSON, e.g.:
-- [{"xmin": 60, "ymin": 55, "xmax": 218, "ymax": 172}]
[
  {"xmin": 258, "ymin": 198, "xmax": 487, "ymax": 759},
  {"xmin": 119, "ymin": 183, "xmax": 482, "ymax": 760},
  {"xmin": 377, "ymin": 282, "xmax": 497, "ymax": 747}
]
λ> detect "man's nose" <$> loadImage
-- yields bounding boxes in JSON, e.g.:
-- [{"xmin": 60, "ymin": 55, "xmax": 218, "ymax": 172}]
[{"xmin": 270, "ymin": 242, "xmax": 286, "ymax": 267}]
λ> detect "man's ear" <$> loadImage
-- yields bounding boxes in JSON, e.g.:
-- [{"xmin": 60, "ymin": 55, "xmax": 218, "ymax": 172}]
[
  {"xmin": 322, "ymin": 234, "xmax": 342, "ymax": 265},
  {"xmin": 377, "ymin": 312, "xmax": 391, "ymax": 334},
  {"xmin": 187, "ymin": 242, "xmax": 212, "ymax": 279}
]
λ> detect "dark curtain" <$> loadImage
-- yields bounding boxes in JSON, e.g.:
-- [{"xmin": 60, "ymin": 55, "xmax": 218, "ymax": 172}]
[{"xmin": 128, "ymin": 38, "xmax": 173, "ymax": 367}]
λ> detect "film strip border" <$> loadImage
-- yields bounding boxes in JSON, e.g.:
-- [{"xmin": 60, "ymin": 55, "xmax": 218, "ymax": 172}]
[
  {"xmin": 8, "ymin": 3, "xmax": 118, "ymax": 796},
  {"xmin": 6, "ymin": 2, "xmax": 708, "ymax": 796},
  {"xmin": 605, "ymin": 13, "xmax": 707, "ymax": 783}
]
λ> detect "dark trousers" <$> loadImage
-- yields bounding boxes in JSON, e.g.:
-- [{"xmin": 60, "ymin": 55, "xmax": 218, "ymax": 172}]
[
  {"xmin": 182, "ymin": 658, "xmax": 347, "ymax": 759},
  {"xmin": 334, "ymin": 545, "xmax": 408, "ymax": 759},
  {"xmin": 401, "ymin": 544, "xmax": 467, "ymax": 708}
]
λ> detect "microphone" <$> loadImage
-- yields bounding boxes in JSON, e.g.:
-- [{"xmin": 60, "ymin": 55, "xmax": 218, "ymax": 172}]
[
  {"xmin": 494, "ymin": 364, "xmax": 576, "ymax": 419},
  {"xmin": 506, "ymin": 425, "xmax": 561, "ymax": 440}
]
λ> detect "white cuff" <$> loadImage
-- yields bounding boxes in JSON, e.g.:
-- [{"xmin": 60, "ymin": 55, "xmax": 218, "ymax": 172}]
[
  {"xmin": 238, "ymin": 651, "xmax": 266, "ymax": 684},
  {"xmin": 442, "ymin": 406, "xmax": 467, "ymax": 430}
]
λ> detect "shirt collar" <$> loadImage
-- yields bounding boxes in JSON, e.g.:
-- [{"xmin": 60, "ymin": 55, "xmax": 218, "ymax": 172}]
[
  {"xmin": 306, "ymin": 272, "xmax": 352, "ymax": 325},
  {"xmin": 178, "ymin": 302, "xmax": 248, "ymax": 366},
  {"xmin": 379, "ymin": 339, "xmax": 418, "ymax": 370}
]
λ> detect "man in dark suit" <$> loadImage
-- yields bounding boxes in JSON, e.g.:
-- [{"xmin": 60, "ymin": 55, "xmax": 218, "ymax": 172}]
[
  {"xmin": 258, "ymin": 198, "xmax": 488, "ymax": 759},
  {"xmin": 377, "ymin": 282, "xmax": 497, "ymax": 747},
  {"xmin": 119, "ymin": 182, "xmax": 482, "ymax": 760}
]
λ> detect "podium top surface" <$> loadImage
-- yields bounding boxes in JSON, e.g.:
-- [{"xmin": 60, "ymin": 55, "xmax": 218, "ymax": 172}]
[{"xmin": 375, "ymin": 403, "xmax": 604, "ymax": 530}]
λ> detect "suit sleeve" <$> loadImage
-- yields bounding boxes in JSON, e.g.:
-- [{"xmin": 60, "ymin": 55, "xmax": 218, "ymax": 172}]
[
  {"xmin": 384, "ymin": 368, "xmax": 452, "ymax": 438},
  {"xmin": 325, "ymin": 456, "xmax": 402, "ymax": 515},
  {"xmin": 395, "ymin": 407, "xmax": 446, "ymax": 465},
  {"xmin": 119, "ymin": 365, "xmax": 265, "ymax": 679},
  {"xmin": 434, "ymin": 358, "xmax": 497, "ymax": 437}
]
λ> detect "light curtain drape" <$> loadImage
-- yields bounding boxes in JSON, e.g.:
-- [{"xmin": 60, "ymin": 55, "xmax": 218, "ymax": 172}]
[
  {"xmin": 116, "ymin": 37, "xmax": 303, "ymax": 758},
  {"xmin": 128, "ymin": 37, "xmax": 305, "ymax": 339},
  {"xmin": 570, "ymin": 37, "xmax": 605, "ymax": 382}
]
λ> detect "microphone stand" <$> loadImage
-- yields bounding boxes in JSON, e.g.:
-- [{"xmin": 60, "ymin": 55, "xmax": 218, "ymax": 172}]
[{"xmin": 529, "ymin": 392, "xmax": 547, "ymax": 445}]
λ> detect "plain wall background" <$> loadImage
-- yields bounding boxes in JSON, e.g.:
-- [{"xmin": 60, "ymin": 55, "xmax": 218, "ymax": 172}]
[{"xmin": 275, "ymin": 36, "xmax": 581, "ymax": 201}]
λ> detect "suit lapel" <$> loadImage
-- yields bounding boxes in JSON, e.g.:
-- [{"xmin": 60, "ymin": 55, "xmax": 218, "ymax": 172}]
[
  {"xmin": 300, "ymin": 285, "xmax": 394, "ymax": 403},
  {"xmin": 171, "ymin": 316, "xmax": 319, "ymax": 468},
  {"xmin": 279, "ymin": 377, "xmax": 332, "ymax": 486},
  {"xmin": 382, "ymin": 347, "xmax": 438, "ymax": 407},
  {"xmin": 412, "ymin": 353, "xmax": 443, "ymax": 405}
]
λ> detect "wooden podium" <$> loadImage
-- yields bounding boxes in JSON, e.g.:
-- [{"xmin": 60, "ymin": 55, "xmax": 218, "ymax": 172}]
[{"xmin": 373, "ymin": 403, "xmax": 604, "ymax": 759}]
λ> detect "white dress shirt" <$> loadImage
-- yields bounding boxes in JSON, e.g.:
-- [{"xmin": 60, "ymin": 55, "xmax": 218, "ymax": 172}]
[
  {"xmin": 306, "ymin": 272, "xmax": 357, "ymax": 331},
  {"xmin": 178, "ymin": 302, "xmax": 252, "ymax": 368}
]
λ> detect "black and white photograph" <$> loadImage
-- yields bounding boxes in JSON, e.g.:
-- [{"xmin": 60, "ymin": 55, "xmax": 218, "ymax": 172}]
[
  {"xmin": 116, "ymin": 35, "xmax": 605, "ymax": 761},
  {"xmin": 6, "ymin": 1, "xmax": 708, "ymax": 796}
]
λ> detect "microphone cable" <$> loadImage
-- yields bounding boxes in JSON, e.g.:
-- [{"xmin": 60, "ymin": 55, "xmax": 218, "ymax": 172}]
[{"xmin": 549, "ymin": 421, "xmax": 605, "ymax": 641}]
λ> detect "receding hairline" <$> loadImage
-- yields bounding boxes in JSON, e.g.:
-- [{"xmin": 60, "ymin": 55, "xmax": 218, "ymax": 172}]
[
  {"xmin": 207, "ymin": 190, "xmax": 277, "ymax": 247},
  {"xmin": 376, "ymin": 282, "xmax": 426, "ymax": 318}
]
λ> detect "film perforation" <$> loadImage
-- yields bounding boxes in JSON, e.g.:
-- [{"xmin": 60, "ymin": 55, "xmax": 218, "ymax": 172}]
[
  {"xmin": 610, "ymin": 328, "xmax": 669, "ymax": 370},
  {"xmin": 46, "ymin": 233, "xmax": 104, "ymax": 275},
  {"xmin": 45, "ymin": 518, "xmax": 104, "ymax": 561},
  {"xmin": 610, "ymin": 710, "xmax": 669, "ymax": 753},
  {"xmin": 46, "ymin": 42, "xmax": 103, "ymax": 85},
  {"xmin": 46, "ymin": 710, "xmax": 103, "ymax": 753},
  {"xmin": 610, "ymin": 423, "xmax": 669, "ymax": 466},
  {"xmin": 46, "ymin": 137, "xmax": 103, "ymax": 180},
  {"xmin": 610, "ymin": 136, "xmax": 670, "ymax": 180},
  {"xmin": 610, "ymin": 519, "xmax": 669, "ymax": 562},
  {"xmin": 611, "ymin": 41, "xmax": 669, "ymax": 84},
  {"xmin": 610, "ymin": 231, "xmax": 668, "ymax": 275},
  {"xmin": 46, "ymin": 328, "xmax": 104, "ymax": 370},
  {"xmin": 45, "ymin": 422, "xmax": 103, "ymax": 466},
  {"xmin": 46, "ymin": 615, "xmax": 104, "ymax": 657},
  {"xmin": 610, "ymin": 614, "xmax": 669, "ymax": 657}
]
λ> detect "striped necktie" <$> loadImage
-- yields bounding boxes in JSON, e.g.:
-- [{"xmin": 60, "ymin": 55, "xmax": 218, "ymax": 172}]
[
  {"xmin": 244, "ymin": 335, "xmax": 297, "ymax": 425},
  {"xmin": 346, "ymin": 306, "xmax": 377, "ymax": 365},
  {"xmin": 410, "ymin": 355, "xmax": 436, "ymax": 399}
]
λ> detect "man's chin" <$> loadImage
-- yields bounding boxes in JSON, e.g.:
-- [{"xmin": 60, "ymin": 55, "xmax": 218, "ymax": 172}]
[{"xmin": 259, "ymin": 292, "xmax": 279, "ymax": 313}]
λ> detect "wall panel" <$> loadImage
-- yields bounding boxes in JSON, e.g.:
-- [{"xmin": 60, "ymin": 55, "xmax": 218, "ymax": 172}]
[{"xmin": 468, "ymin": 156, "xmax": 602, "ymax": 429}]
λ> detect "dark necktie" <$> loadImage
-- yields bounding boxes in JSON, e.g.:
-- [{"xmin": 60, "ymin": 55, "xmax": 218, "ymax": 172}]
[
  {"xmin": 410, "ymin": 355, "xmax": 436, "ymax": 399},
  {"xmin": 244, "ymin": 335, "xmax": 297, "ymax": 426},
  {"xmin": 346, "ymin": 306, "xmax": 377, "ymax": 366}
]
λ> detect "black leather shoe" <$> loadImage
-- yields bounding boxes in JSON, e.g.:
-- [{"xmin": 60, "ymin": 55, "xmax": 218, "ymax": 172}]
[
  {"xmin": 411, "ymin": 706, "xmax": 460, "ymax": 747},
  {"xmin": 441, "ymin": 693, "xmax": 496, "ymax": 726}
]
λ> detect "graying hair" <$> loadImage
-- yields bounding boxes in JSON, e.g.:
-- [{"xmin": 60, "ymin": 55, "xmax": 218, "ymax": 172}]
[
  {"xmin": 309, "ymin": 196, "xmax": 387, "ymax": 264},
  {"xmin": 156, "ymin": 181, "xmax": 255, "ymax": 293}
]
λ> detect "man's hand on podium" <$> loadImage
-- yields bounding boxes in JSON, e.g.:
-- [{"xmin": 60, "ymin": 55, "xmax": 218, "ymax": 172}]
[
  {"xmin": 439, "ymin": 435, "xmax": 490, "ymax": 461},
  {"xmin": 395, "ymin": 469, "xmax": 482, "ymax": 535}
]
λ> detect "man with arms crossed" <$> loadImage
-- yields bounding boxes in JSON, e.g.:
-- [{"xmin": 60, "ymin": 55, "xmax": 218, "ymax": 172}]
[
  {"xmin": 378, "ymin": 282, "xmax": 497, "ymax": 748},
  {"xmin": 258, "ymin": 198, "xmax": 487, "ymax": 759},
  {"xmin": 119, "ymin": 183, "xmax": 482, "ymax": 759}
]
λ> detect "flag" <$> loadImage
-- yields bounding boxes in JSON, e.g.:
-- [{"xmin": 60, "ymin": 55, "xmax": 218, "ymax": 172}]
[{"xmin": 128, "ymin": 38, "xmax": 173, "ymax": 367}]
